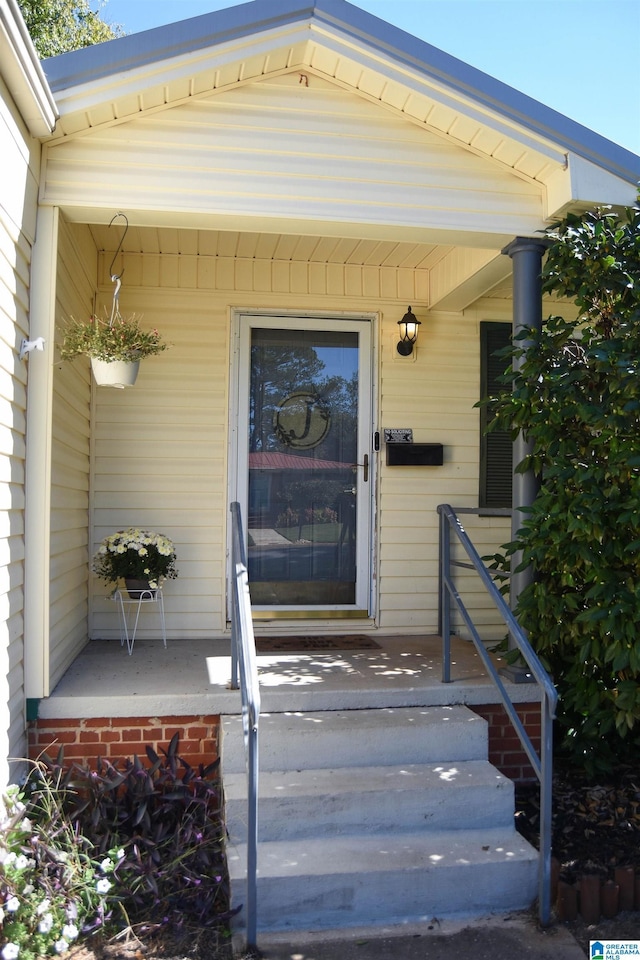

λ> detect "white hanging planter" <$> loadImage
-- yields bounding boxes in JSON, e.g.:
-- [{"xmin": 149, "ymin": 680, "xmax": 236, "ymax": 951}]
[{"xmin": 90, "ymin": 358, "xmax": 140, "ymax": 389}]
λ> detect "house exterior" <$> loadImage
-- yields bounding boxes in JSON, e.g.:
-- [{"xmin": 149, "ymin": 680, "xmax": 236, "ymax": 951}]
[
  {"xmin": 2, "ymin": 0, "xmax": 640, "ymax": 784},
  {"xmin": 0, "ymin": 0, "xmax": 57, "ymax": 784}
]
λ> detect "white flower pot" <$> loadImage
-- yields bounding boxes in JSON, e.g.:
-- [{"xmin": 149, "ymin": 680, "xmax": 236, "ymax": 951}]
[{"xmin": 90, "ymin": 358, "xmax": 140, "ymax": 388}]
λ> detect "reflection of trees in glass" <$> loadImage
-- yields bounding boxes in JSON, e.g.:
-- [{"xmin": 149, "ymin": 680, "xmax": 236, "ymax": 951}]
[
  {"xmin": 250, "ymin": 345, "xmax": 324, "ymax": 451},
  {"xmin": 249, "ymin": 330, "xmax": 358, "ymax": 463},
  {"xmin": 317, "ymin": 373, "xmax": 358, "ymax": 463}
]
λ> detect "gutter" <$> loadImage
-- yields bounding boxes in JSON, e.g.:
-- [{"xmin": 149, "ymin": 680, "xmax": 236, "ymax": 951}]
[{"xmin": 0, "ymin": 0, "xmax": 58, "ymax": 136}]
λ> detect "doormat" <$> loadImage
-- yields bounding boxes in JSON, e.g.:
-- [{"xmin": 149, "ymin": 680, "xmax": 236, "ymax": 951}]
[{"xmin": 256, "ymin": 635, "xmax": 381, "ymax": 652}]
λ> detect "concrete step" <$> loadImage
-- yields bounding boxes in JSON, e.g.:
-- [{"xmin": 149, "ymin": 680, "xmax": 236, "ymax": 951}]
[
  {"xmin": 221, "ymin": 705, "xmax": 487, "ymax": 774},
  {"xmin": 227, "ymin": 828, "xmax": 539, "ymax": 932},
  {"xmin": 222, "ymin": 703, "xmax": 539, "ymax": 934},
  {"xmin": 224, "ymin": 760, "xmax": 515, "ymax": 842}
]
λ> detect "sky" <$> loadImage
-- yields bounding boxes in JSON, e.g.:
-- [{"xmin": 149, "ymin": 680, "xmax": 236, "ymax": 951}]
[{"xmin": 100, "ymin": 0, "xmax": 640, "ymax": 157}]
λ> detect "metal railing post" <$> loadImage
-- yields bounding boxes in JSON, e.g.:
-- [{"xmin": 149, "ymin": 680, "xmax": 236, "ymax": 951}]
[
  {"xmin": 539, "ymin": 692, "xmax": 555, "ymax": 926},
  {"xmin": 229, "ymin": 502, "xmax": 261, "ymax": 950},
  {"xmin": 246, "ymin": 724, "xmax": 259, "ymax": 947},
  {"xmin": 437, "ymin": 503, "xmax": 557, "ymax": 928},
  {"xmin": 230, "ymin": 592, "xmax": 239, "ymax": 691},
  {"xmin": 440, "ymin": 506, "xmax": 451, "ymax": 683}
]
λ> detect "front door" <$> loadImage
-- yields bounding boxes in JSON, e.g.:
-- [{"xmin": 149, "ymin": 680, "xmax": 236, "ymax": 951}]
[{"xmin": 235, "ymin": 315, "xmax": 373, "ymax": 616}]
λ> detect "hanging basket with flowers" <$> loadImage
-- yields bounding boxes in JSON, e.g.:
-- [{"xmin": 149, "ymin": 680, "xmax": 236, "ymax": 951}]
[
  {"xmin": 59, "ymin": 212, "xmax": 169, "ymax": 388},
  {"xmin": 93, "ymin": 528, "xmax": 178, "ymax": 597},
  {"xmin": 59, "ymin": 311, "xmax": 168, "ymax": 388}
]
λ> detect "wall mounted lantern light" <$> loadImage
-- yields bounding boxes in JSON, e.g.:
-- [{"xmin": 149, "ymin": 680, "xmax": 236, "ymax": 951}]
[{"xmin": 396, "ymin": 306, "xmax": 421, "ymax": 356}]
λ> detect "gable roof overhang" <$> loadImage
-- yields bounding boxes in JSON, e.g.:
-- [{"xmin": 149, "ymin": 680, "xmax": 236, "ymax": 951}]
[
  {"xmin": 38, "ymin": 0, "xmax": 640, "ymax": 311},
  {"xmin": 42, "ymin": 0, "xmax": 639, "ymax": 211}
]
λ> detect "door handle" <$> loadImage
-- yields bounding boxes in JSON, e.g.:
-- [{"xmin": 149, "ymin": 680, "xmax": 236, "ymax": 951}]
[{"xmin": 352, "ymin": 455, "xmax": 369, "ymax": 482}]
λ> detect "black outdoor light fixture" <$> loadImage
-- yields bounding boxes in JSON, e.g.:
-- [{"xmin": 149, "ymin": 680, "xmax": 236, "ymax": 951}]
[{"xmin": 396, "ymin": 306, "xmax": 421, "ymax": 356}]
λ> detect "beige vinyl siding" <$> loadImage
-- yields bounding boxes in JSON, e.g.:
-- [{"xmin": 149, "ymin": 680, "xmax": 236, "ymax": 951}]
[
  {"xmin": 378, "ymin": 310, "xmax": 480, "ymax": 630},
  {"xmin": 49, "ymin": 221, "xmax": 94, "ymax": 689},
  {"xmin": 0, "ymin": 79, "xmax": 40, "ymax": 779},
  {"xmin": 84, "ymin": 236, "xmax": 500, "ymax": 638},
  {"xmin": 90, "ymin": 288, "xmax": 226, "ymax": 639},
  {"xmin": 446, "ymin": 511, "xmax": 512, "ymax": 645},
  {"xmin": 43, "ymin": 74, "xmax": 544, "ymax": 238}
]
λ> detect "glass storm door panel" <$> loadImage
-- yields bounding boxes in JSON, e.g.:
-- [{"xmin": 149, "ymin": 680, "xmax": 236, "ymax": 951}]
[{"xmin": 238, "ymin": 317, "xmax": 372, "ymax": 612}]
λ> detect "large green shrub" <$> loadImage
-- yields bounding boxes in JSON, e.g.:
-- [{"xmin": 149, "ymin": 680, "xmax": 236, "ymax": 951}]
[{"xmin": 490, "ymin": 199, "xmax": 640, "ymax": 775}]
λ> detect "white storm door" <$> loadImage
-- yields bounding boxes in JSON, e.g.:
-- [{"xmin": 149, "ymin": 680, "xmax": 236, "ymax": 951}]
[{"xmin": 235, "ymin": 315, "xmax": 373, "ymax": 615}]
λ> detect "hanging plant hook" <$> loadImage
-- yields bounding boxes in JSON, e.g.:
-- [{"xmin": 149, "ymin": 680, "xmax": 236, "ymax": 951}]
[
  {"xmin": 108, "ymin": 212, "xmax": 129, "ymax": 326},
  {"xmin": 108, "ymin": 211, "xmax": 129, "ymax": 280}
]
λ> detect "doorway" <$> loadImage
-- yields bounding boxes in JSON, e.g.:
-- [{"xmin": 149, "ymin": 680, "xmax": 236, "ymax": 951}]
[{"xmin": 234, "ymin": 314, "xmax": 374, "ymax": 616}]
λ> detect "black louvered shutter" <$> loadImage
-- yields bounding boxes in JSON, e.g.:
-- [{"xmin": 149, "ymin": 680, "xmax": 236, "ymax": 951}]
[{"xmin": 479, "ymin": 322, "xmax": 512, "ymax": 508}]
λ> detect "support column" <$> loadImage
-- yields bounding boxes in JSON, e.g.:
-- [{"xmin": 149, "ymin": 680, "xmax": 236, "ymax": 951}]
[
  {"xmin": 24, "ymin": 205, "xmax": 59, "ymax": 699},
  {"xmin": 501, "ymin": 237, "xmax": 548, "ymax": 675}
]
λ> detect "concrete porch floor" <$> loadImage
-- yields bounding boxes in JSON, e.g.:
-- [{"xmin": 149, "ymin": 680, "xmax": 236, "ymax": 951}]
[{"xmin": 39, "ymin": 635, "xmax": 541, "ymax": 719}]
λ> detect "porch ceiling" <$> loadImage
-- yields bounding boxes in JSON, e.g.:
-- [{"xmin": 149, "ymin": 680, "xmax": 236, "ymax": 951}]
[
  {"xmin": 86, "ymin": 223, "xmax": 516, "ymax": 310},
  {"xmin": 87, "ymin": 223, "xmax": 451, "ymax": 271}
]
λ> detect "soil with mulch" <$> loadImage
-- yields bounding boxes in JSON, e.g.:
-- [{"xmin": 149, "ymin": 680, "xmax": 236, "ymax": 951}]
[
  {"xmin": 65, "ymin": 924, "xmax": 243, "ymax": 960},
  {"xmin": 515, "ymin": 761, "xmax": 640, "ymax": 954},
  {"xmin": 65, "ymin": 763, "xmax": 640, "ymax": 959}
]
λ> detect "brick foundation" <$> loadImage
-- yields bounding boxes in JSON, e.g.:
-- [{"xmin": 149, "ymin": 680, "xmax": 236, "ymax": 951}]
[
  {"xmin": 28, "ymin": 703, "xmax": 542, "ymax": 782},
  {"xmin": 470, "ymin": 702, "xmax": 541, "ymax": 782},
  {"xmin": 28, "ymin": 715, "xmax": 221, "ymax": 771}
]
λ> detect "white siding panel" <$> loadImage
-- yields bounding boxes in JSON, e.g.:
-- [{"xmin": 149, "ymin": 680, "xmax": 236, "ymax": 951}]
[
  {"xmin": 43, "ymin": 74, "xmax": 543, "ymax": 234},
  {"xmin": 0, "ymin": 79, "xmax": 40, "ymax": 246},
  {"xmin": 0, "ymin": 81, "xmax": 38, "ymax": 781},
  {"xmin": 49, "ymin": 221, "xmax": 96, "ymax": 691}
]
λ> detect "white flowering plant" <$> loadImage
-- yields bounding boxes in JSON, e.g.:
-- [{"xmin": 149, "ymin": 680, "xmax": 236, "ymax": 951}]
[
  {"xmin": 0, "ymin": 774, "xmax": 123, "ymax": 960},
  {"xmin": 92, "ymin": 528, "xmax": 178, "ymax": 589}
]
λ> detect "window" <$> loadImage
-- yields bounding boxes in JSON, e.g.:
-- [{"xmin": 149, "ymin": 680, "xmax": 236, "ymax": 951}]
[{"xmin": 479, "ymin": 321, "xmax": 512, "ymax": 509}]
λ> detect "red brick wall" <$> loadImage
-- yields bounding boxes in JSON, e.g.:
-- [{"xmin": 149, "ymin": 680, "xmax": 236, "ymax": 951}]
[
  {"xmin": 28, "ymin": 704, "xmax": 542, "ymax": 782},
  {"xmin": 470, "ymin": 702, "xmax": 542, "ymax": 782},
  {"xmin": 28, "ymin": 715, "xmax": 221, "ymax": 770}
]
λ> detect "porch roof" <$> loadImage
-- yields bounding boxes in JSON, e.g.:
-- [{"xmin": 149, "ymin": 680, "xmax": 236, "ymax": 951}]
[{"xmin": 41, "ymin": 0, "xmax": 639, "ymax": 217}]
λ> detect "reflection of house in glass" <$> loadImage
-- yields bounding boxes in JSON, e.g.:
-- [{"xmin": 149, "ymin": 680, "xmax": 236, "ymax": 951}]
[
  {"xmin": 249, "ymin": 451, "xmax": 354, "ymax": 532},
  {"xmin": 248, "ymin": 452, "xmax": 357, "ymax": 605}
]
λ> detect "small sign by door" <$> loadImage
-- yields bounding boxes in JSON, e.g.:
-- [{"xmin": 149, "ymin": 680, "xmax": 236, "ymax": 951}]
[{"xmin": 384, "ymin": 428, "xmax": 413, "ymax": 443}]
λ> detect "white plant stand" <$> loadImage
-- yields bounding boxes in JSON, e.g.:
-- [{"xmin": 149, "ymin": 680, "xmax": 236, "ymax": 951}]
[{"xmin": 113, "ymin": 585, "xmax": 166, "ymax": 655}]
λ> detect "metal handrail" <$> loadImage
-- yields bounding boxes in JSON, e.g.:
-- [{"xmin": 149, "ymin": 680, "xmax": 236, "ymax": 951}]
[
  {"xmin": 437, "ymin": 503, "xmax": 558, "ymax": 927},
  {"xmin": 229, "ymin": 502, "xmax": 261, "ymax": 949}
]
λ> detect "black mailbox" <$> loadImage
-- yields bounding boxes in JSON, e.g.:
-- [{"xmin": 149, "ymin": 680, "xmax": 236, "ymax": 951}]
[{"xmin": 386, "ymin": 443, "xmax": 444, "ymax": 466}]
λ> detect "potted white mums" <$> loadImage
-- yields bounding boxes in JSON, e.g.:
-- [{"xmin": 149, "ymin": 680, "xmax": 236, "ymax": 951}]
[{"xmin": 93, "ymin": 528, "xmax": 178, "ymax": 597}]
